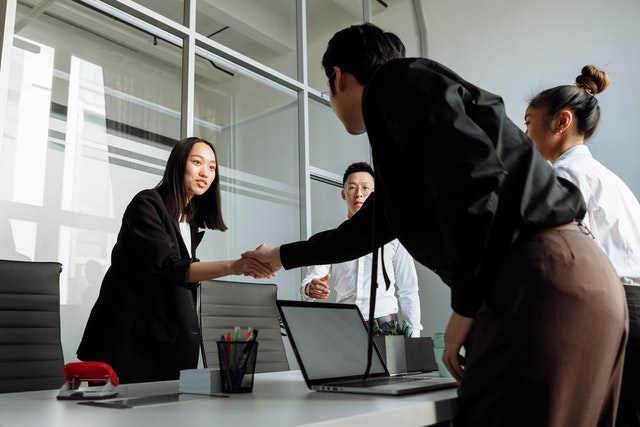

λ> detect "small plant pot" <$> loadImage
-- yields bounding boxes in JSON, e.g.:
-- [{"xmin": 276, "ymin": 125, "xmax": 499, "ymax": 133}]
[{"xmin": 373, "ymin": 335, "xmax": 407, "ymax": 374}]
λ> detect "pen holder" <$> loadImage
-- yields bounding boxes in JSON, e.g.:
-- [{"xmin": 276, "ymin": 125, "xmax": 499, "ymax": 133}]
[{"xmin": 217, "ymin": 340, "xmax": 259, "ymax": 393}]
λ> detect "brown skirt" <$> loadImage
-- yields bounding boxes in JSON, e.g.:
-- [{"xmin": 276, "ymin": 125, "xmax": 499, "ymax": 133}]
[{"xmin": 454, "ymin": 224, "xmax": 628, "ymax": 427}]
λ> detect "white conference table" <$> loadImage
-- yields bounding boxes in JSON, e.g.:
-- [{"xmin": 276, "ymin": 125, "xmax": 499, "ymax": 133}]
[{"xmin": 0, "ymin": 370, "xmax": 459, "ymax": 427}]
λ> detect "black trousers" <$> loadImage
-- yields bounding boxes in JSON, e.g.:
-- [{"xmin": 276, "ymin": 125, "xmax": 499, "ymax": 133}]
[{"xmin": 616, "ymin": 285, "xmax": 640, "ymax": 427}]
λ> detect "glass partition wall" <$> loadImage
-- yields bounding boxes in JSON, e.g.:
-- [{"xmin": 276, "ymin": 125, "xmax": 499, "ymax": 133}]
[{"xmin": 0, "ymin": 0, "xmax": 422, "ymax": 363}]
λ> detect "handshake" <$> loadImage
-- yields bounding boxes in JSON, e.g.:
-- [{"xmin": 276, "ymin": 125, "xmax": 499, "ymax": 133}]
[{"xmin": 239, "ymin": 243, "xmax": 282, "ymax": 279}]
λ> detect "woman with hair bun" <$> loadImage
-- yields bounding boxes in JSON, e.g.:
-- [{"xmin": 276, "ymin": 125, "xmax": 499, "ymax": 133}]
[{"xmin": 526, "ymin": 65, "xmax": 640, "ymax": 427}]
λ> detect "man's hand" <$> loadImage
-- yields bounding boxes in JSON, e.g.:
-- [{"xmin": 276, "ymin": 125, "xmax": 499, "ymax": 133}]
[
  {"xmin": 239, "ymin": 257, "xmax": 277, "ymax": 279},
  {"xmin": 442, "ymin": 311, "xmax": 474, "ymax": 382},
  {"xmin": 241, "ymin": 243, "xmax": 283, "ymax": 272},
  {"xmin": 304, "ymin": 274, "xmax": 331, "ymax": 299}
]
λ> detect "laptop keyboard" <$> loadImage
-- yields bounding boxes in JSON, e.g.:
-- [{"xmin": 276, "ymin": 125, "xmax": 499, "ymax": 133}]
[{"xmin": 336, "ymin": 376, "xmax": 425, "ymax": 388}]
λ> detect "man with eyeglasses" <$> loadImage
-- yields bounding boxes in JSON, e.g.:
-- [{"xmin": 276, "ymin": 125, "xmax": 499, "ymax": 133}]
[{"xmin": 300, "ymin": 161, "xmax": 422, "ymax": 337}]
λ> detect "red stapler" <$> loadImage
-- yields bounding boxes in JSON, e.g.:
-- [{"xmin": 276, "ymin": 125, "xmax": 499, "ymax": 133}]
[{"xmin": 56, "ymin": 361, "xmax": 119, "ymax": 400}]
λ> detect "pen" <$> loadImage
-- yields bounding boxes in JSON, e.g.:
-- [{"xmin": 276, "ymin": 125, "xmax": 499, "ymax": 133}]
[
  {"xmin": 219, "ymin": 334, "xmax": 232, "ymax": 390},
  {"xmin": 245, "ymin": 326, "xmax": 254, "ymax": 341},
  {"xmin": 231, "ymin": 326, "xmax": 241, "ymax": 364},
  {"xmin": 234, "ymin": 340, "xmax": 256, "ymax": 389}
]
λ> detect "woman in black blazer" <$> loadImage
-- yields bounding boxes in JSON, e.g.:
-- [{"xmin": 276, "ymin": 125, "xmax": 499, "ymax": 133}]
[{"xmin": 77, "ymin": 137, "xmax": 273, "ymax": 383}]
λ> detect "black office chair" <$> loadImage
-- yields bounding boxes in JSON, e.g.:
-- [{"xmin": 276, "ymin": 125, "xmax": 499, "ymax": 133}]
[
  {"xmin": 200, "ymin": 280, "xmax": 290, "ymax": 373},
  {"xmin": 0, "ymin": 259, "xmax": 65, "ymax": 393}
]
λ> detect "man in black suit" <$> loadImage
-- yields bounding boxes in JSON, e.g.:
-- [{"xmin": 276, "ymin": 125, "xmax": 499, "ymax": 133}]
[{"xmin": 243, "ymin": 23, "xmax": 627, "ymax": 427}]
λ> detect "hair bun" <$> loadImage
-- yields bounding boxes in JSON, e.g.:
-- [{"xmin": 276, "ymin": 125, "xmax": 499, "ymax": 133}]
[{"xmin": 575, "ymin": 65, "xmax": 610, "ymax": 95}]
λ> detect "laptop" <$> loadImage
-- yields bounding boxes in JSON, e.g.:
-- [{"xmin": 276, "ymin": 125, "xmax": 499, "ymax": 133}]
[{"xmin": 276, "ymin": 300, "xmax": 458, "ymax": 396}]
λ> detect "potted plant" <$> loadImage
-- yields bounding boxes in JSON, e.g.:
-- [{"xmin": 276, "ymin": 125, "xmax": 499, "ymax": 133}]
[{"xmin": 372, "ymin": 321, "xmax": 437, "ymax": 375}]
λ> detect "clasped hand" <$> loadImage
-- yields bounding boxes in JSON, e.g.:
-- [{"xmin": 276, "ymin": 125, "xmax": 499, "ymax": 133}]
[
  {"xmin": 241, "ymin": 256, "xmax": 277, "ymax": 279},
  {"xmin": 241, "ymin": 243, "xmax": 282, "ymax": 279}
]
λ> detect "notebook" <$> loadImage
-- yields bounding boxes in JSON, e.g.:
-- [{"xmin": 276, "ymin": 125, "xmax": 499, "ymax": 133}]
[{"xmin": 276, "ymin": 300, "xmax": 458, "ymax": 396}]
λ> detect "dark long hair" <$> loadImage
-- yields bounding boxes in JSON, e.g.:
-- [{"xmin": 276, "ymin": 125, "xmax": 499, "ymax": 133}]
[
  {"xmin": 155, "ymin": 137, "xmax": 227, "ymax": 231},
  {"xmin": 321, "ymin": 23, "xmax": 405, "ymax": 95}
]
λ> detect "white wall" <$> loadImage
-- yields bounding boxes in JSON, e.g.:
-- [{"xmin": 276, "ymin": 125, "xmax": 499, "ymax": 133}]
[
  {"xmin": 420, "ymin": 0, "xmax": 640, "ymax": 195},
  {"xmin": 408, "ymin": 0, "xmax": 640, "ymax": 334}
]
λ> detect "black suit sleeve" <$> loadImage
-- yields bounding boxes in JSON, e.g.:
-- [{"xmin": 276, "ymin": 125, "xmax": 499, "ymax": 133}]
[{"xmin": 280, "ymin": 193, "xmax": 396, "ymax": 269}]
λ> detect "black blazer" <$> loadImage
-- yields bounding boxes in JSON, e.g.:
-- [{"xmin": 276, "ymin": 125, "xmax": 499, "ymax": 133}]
[
  {"xmin": 280, "ymin": 58, "xmax": 585, "ymax": 317},
  {"xmin": 77, "ymin": 189, "xmax": 205, "ymax": 382}
]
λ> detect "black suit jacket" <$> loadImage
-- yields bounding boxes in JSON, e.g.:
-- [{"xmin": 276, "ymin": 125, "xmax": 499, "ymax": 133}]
[
  {"xmin": 280, "ymin": 58, "xmax": 585, "ymax": 317},
  {"xmin": 77, "ymin": 189, "xmax": 205, "ymax": 382}
]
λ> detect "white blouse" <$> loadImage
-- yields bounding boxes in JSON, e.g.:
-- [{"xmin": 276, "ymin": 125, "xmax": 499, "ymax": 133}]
[{"xmin": 553, "ymin": 145, "xmax": 640, "ymax": 284}]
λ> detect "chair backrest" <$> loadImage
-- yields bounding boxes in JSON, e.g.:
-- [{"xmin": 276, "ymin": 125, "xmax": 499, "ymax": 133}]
[
  {"xmin": 200, "ymin": 280, "xmax": 289, "ymax": 373},
  {"xmin": 0, "ymin": 259, "xmax": 65, "ymax": 393}
]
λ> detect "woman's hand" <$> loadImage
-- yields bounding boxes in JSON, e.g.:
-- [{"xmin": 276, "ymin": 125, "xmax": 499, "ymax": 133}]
[
  {"xmin": 442, "ymin": 311, "xmax": 474, "ymax": 382},
  {"xmin": 235, "ymin": 256, "xmax": 276, "ymax": 279},
  {"xmin": 241, "ymin": 243, "xmax": 282, "ymax": 272}
]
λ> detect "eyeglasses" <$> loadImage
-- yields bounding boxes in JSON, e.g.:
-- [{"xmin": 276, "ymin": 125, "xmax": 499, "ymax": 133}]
[
  {"xmin": 344, "ymin": 184, "xmax": 373, "ymax": 195},
  {"xmin": 321, "ymin": 71, "xmax": 336, "ymax": 98}
]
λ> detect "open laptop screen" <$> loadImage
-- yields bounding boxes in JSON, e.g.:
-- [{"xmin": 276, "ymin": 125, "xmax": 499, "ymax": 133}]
[{"xmin": 277, "ymin": 301, "xmax": 387, "ymax": 382}]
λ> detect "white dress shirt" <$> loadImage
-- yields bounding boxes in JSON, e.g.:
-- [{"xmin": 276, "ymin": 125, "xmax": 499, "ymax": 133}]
[
  {"xmin": 553, "ymin": 145, "xmax": 640, "ymax": 284},
  {"xmin": 301, "ymin": 239, "xmax": 423, "ymax": 336}
]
